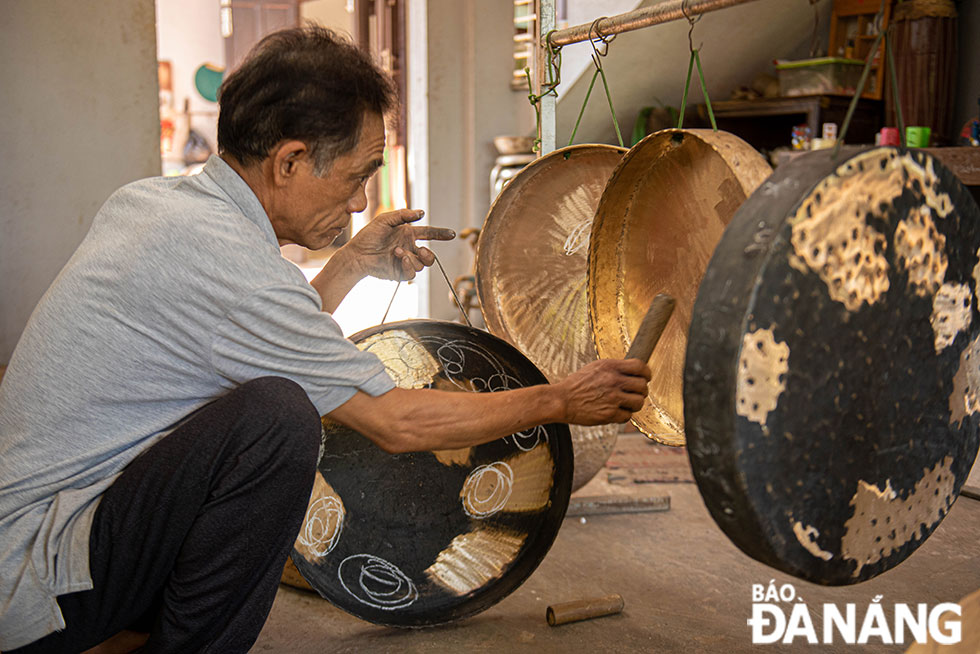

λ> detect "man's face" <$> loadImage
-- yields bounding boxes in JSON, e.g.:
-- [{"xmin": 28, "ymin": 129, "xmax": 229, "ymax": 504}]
[{"xmin": 274, "ymin": 111, "xmax": 385, "ymax": 250}]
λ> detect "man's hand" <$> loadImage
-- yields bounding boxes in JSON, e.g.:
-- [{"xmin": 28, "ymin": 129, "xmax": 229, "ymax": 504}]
[
  {"xmin": 344, "ymin": 209, "xmax": 455, "ymax": 281},
  {"xmin": 556, "ymin": 358, "xmax": 651, "ymax": 425}
]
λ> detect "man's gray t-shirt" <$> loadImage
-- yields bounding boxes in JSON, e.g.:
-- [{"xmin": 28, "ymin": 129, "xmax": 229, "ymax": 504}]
[{"xmin": 0, "ymin": 155, "xmax": 395, "ymax": 649}]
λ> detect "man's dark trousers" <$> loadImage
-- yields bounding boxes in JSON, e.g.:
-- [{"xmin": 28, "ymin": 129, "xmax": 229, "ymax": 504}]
[{"xmin": 9, "ymin": 376, "xmax": 321, "ymax": 654}]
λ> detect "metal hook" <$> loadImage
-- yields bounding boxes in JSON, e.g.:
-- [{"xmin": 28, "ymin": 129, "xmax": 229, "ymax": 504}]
[
  {"xmin": 588, "ymin": 17, "xmax": 615, "ymax": 59},
  {"xmin": 682, "ymin": 0, "xmax": 704, "ymax": 52}
]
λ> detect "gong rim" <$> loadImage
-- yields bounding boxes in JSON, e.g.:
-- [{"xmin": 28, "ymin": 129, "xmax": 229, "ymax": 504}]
[
  {"xmin": 290, "ymin": 319, "xmax": 573, "ymax": 625},
  {"xmin": 684, "ymin": 146, "xmax": 980, "ymax": 584},
  {"xmin": 476, "ymin": 143, "xmax": 626, "ymax": 490},
  {"xmin": 588, "ymin": 128, "xmax": 772, "ymax": 446}
]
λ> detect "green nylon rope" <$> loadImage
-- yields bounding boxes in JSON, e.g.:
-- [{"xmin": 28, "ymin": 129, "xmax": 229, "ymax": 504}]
[
  {"xmin": 597, "ymin": 60, "xmax": 625, "ymax": 146},
  {"xmin": 525, "ymin": 30, "xmax": 563, "ymax": 153},
  {"xmin": 834, "ymin": 0, "xmax": 901, "ymax": 156},
  {"xmin": 885, "ymin": 29, "xmax": 905, "ymax": 145},
  {"xmin": 833, "ymin": 29, "xmax": 882, "ymax": 158},
  {"xmin": 676, "ymin": 49, "xmax": 717, "ymax": 131},
  {"xmin": 567, "ymin": 55, "xmax": 624, "ymax": 148},
  {"xmin": 568, "ymin": 68, "xmax": 601, "ymax": 148}
]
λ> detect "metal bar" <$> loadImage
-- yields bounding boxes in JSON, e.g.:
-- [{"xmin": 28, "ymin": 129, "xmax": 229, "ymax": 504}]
[
  {"xmin": 565, "ymin": 494, "xmax": 671, "ymax": 517},
  {"xmin": 537, "ymin": 0, "xmax": 558, "ymax": 155},
  {"xmin": 549, "ymin": 0, "xmax": 765, "ymax": 48}
]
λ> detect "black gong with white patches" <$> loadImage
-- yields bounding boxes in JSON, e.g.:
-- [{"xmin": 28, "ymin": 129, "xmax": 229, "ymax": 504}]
[
  {"xmin": 685, "ymin": 147, "xmax": 980, "ymax": 585},
  {"xmin": 289, "ymin": 320, "xmax": 572, "ymax": 625}
]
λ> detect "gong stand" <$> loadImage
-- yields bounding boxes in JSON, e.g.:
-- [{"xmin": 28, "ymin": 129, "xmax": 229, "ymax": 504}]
[{"xmin": 534, "ymin": 0, "xmax": 767, "ymax": 155}]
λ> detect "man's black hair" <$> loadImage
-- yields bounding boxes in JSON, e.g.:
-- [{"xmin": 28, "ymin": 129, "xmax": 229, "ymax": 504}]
[{"xmin": 217, "ymin": 26, "xmax": 396, "ymax": 174}]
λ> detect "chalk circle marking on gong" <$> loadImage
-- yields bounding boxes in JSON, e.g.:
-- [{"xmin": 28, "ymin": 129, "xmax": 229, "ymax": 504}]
[
  {"xmin": 297, "ymin": 495, "xmax": 345, "ymax": 557},
  {"xmin": 338, "ymin": 554, "xmax": 419, "ymax": 611},
  {"xmin": 508, "ymin": 424, "xmax": 548, "ymax": 451},
  {"xmin": 461, "ymin": 461, "xmax": 515, "ymax": 518}
]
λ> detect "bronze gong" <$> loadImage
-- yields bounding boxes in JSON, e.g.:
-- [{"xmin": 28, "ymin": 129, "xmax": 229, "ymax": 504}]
[
  {"xmin": 685, "ymin": 147, "xmax": 980, "ymax": 584},
  {"xmin": 589, "ymin": 129, "xmax": 772, "ymax": 446},
  {"xmin": 477, "ymin": 144, "xmax": 626, "ymax": 490},
  {"xmin": 288, "ymin": 320, "xmax": 572, "ymax": 625}
]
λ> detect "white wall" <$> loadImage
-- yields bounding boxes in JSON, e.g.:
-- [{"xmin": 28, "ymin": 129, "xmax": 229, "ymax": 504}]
[
  {"xmin": 413, "ymin": 0, "xmax": 536, "ymax": 321},
  {"xmin": 301, "ymin": 0, "xmax": 353, "ymax": 33},
  {"xmin": 0, "ymin": 0, "xmax": 161, "ymax": 362},
  {"xmin": 559, "ymin": 0, "xmax": 642, "ymax": 99}
]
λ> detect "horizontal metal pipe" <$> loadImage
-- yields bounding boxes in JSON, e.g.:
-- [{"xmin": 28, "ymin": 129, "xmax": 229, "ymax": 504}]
[{"xmin": 548, "ymin": 0, "xmax": 765, "ymax": 47}]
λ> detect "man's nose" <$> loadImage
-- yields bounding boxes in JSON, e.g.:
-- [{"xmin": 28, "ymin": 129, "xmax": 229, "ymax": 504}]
[{"xmin": 348, "ymin": 184, "xmax": 368, "ymax": 214}]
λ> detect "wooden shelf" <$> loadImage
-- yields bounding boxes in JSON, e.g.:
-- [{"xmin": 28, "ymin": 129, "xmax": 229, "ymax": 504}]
[
  {"xmin": 828, "ymin": 0, "xmax": 891, "ymax": 100},
  {"xmin": 701, "ymin": 95, "xmax": 883, "ymax": 153},
  {"xmin": 922, "ymin": 147, "xmax": 980, "ymax": 186}
]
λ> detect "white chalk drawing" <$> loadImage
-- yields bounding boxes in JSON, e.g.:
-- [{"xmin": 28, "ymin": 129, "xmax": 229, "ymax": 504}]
[
  {"xmin": 461, "ymin": 462, "xmax": 514, "ymax": 518},
  {"xmin": 337, "ymin": 554, "xmax": 419, "ymax": 610},
  {"xmin": 562, "ymin": 217, "xmax": 592, "ymax": 256},
  {"xmin": 359, "ymin": 332, "xmax": 549, "ymax": 449},
  {"xmin": 508, "ymin": 425, "xmax": 547, "ymax": 451},
  {"xmin": 297, "ymin": 496, "xmax": 345, "ymax": 557}
]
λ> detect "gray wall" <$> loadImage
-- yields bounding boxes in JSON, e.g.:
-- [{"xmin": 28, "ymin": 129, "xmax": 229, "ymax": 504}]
[
  {"xmin": 418, "ymin": 0, "xmax": 536, "ymax": 321},
  {"xmin": 0, "ymin": 0, "xmax": 161, "ymax": 362}
]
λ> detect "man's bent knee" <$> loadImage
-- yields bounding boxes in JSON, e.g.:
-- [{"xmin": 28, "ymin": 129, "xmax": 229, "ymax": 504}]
[{"xmin": 232, "ymin": 376, "xmax": 321, "ymax": 464}]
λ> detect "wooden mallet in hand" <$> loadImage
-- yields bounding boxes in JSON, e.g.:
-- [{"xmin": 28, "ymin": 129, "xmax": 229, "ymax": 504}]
[{"xmin": 625, "ymin": 293, "xmax": 676, "ymax": 362}]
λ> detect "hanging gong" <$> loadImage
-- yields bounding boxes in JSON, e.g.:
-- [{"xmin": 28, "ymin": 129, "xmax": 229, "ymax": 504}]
[
  {"xmin": 477, "ymin": 144, "xmax": 626, "ymax": 490},
  {"xmin": 589, "ymin": 129, "xmax": 772, "ymax": 446},
  {"xmin": 685, "ymin": 146, "xmax": 980, "ymax": 585},
  {"xmin": 288, "ymin": 320, "xmax": 572, "ymax": 625}
]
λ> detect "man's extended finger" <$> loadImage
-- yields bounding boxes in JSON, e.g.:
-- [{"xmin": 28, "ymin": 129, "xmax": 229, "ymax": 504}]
[
  {"xmin": 412, "ymin": 225, "xmax": 456, "ymax": 241},
  {"xmin": 378, "ymin": 209, "xmax": 425, "ymax": 226}
]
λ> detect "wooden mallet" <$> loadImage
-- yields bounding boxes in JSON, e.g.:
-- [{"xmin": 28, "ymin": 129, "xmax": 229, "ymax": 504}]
[{"xmin": 625, "ymin": 293, "xmax": 676, "ymax": 362}]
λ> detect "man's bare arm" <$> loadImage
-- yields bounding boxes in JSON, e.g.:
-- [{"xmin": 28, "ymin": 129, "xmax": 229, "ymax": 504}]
[
  {"xmin": 327, "ymin": 358, "xmax": 651, "ymax": 453},
  {"xmin": 311, "ymin": 246, "xmax": 366, "ymax": 314}
]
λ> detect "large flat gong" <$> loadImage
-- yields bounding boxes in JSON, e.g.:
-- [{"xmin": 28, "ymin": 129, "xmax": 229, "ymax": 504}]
[
  {"xmin": 290, "ymin": 320, "xmax": 572, "ymax": 625},
  {"xmin": 685, "ymin": 146, "xmax": 980, "ymax": 585},
  {"xmin": 589, "ymin": 129, "xmax": 772, "ymax": 446},
  {"xmin": 477, "ymin": 144, "xmax": 625, "ymax": 490}
]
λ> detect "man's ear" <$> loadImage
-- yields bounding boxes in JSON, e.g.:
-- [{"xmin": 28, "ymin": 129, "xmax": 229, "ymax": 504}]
[{"xmin": 271, "ymin": 140, "xmax": 309, "ymax": 186}]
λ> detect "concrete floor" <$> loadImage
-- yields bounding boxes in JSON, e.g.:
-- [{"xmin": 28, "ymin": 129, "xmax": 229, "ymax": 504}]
[{"xmin": 254, "ymin": 437, "xmax": 980, "ymax": 654}]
